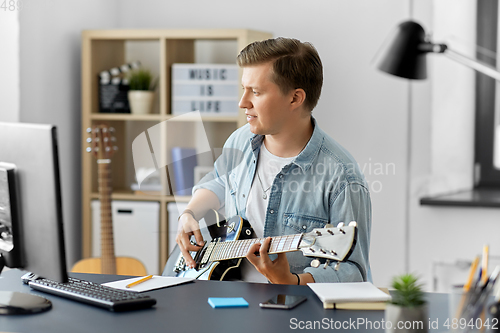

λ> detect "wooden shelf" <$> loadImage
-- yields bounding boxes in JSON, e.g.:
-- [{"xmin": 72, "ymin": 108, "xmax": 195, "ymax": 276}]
[
  {"xmin": 90, "ymin": 113, "xmax": 238, "ymax": 122},
  {"xmin": 90, "ymin": 191, "xmax": 192, "ymax": 203},
  {"xmin": 90, "ymin": 113, "xmax": 164, "ymax": 121}
]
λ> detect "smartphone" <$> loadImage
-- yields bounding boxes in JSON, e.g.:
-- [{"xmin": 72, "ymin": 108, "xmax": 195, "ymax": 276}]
[{"xmin": 259, "ymin": 294, "xmax": 307, "ymax": 309}]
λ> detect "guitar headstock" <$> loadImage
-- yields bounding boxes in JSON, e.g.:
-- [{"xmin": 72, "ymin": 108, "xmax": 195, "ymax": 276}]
[
  {"xmin": 86, "ymin": 124, "xmax": 117, "ymax": 159},
  {"xmin": 299, "ymin": 221, "xmax": 357, "ymax": 268}
]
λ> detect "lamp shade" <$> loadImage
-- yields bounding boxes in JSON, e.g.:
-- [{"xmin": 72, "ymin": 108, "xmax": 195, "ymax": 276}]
[{"xmin": 376, "ymin": 21, "xmax": 428, "ymax": 80}]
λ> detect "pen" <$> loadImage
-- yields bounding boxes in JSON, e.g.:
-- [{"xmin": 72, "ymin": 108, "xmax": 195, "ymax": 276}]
[
  {"xmin": 126, "ymin": 275, "xmax": 153, "ymax": 288},
  {"xmin": 481, "ymin": 245, "xmax": 489, "ymax": 285}
]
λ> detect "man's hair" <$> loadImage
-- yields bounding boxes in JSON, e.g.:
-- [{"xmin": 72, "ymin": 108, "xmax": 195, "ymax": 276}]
[{"xmin": 237, "ymin": 37, "xmax": 323, "ymax": 111}]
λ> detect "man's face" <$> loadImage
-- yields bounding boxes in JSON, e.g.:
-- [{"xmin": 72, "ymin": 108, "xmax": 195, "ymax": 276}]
[{"xmin": 239, "ymin": 62, "xmax": 294, "ymax": 136}]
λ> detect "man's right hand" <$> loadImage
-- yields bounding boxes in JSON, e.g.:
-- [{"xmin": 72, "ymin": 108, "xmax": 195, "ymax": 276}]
[{"xmin": 175, "ymin": 212, "xmax": 205, "ymax": 269}]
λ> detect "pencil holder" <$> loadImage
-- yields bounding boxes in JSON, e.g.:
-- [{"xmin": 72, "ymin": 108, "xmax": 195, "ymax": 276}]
[{"xmin": 450, "ymin": 285, "xmax": 487, "ymax": 332}]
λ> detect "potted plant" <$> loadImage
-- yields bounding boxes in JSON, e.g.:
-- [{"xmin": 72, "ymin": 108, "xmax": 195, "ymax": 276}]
[
  {"xmin": 127, "ymin": 69, "xmax": 158, "ymax": 115},
  {"xmin": 385, "ymin": 274, "xmax": 428, "ymax": 333}
]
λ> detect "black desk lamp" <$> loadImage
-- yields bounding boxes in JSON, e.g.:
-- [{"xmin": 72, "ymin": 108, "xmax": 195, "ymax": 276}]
[
  {"xmin": 373, "ymin": 20, "xmax": 500, "ymax": 272},
  {"xmin": 375, "ymin": 20, "xmax": 500, "ymax": 81}
]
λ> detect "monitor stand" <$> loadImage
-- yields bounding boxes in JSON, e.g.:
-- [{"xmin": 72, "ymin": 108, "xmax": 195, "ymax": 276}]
[{"xmin": 0, "ymin": 255, "xmax": 52, "ymax": 315}]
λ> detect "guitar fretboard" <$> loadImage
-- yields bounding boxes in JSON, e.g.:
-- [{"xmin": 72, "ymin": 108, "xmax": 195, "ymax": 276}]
[
  {"xmin": 98, "ymin": 159, "xmax": 116, "ymax": 275},
  {"xmin": 203, "ymin": 234, "xmax": 303, "ymax": 263}
]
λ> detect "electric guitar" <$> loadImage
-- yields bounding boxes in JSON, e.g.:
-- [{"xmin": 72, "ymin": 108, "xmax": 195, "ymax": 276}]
[
  {"xmin": 72, "ymin": 124, "xmax": 147, "ymax": 276},
  {"xmin": 163, "ymin": 210, "xmax": 357, "ymax": 281}
]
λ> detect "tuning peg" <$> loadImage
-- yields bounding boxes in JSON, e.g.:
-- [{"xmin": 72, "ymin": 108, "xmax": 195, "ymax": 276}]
[
  {"xmin": 86, "ymin": 138, "xmax": 92, "ymax": 143},
  {"xmin": 105, "ymin": 147, "xmax": 111, "ymax": 152},
  {"xmin": 95, "ymin": 137, "xmax": 100, "ymax": 142},
  {"xmin": 111, "ymin": 137, "xmax": 117, "ymax": 142},
  {"xmin": 94, "ymin": 147, "xmax": 99, "ymax": 152},
  {"xmin": 310, "ymin": 259, "xmax": 320, "ymax": 268},
  {"xmin": 113, "ymin": 146, "xmax": 118, "ymax": 151},
  {"xmin": 104, "ymin": 137, "xmax": 109, "ymax": 142},
  {"xmin": 323, "ymin": 259, "xmax": 330, "ymax": 269},
  {"xmin": 336, "ymin": 222, "xmax": 344, "ymax": 228},
  {"xmin": 86, "ymin": 147, "xmax": 92, "ymax": 153},
  {"xmin": 109, "ymin": 127, "xmax": 115, "ymax": 132},
  {"xmin": 102, "ymin": 127, "xmax": 108, "ymax": 133},
  {"xmin": 349, "ymin": 221, "xmax": 357, "ymax": 227},
  {"xmin": 334, "ymin": 262, "xmax": 340, "ymax": 271},
  {"xmin": 86, "ymin": 127, "xmax": 92, "ymax": 133}
]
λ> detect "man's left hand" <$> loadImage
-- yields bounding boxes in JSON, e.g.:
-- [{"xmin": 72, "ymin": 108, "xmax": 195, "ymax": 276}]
[{"xmin": 246, "ymin": 237, "xmax": 297, "ymax": 284}]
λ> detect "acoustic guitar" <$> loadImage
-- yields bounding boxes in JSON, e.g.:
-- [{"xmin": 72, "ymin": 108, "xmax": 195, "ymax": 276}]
[
  {"xmin": 163, "ymin": 210, "xmax": 357, "ymax": 281},
  {"xmin": 72, "ymin": 124, "xmax": 147, "ymax": 276}
]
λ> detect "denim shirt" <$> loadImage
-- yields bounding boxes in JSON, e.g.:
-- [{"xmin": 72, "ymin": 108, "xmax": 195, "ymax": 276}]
[{"xmin": 193, "ymin": 117, "xmax": 372, "ymax": 283}]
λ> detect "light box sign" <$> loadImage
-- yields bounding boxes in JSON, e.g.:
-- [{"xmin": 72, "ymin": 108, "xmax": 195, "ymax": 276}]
[{"xmin": 172, "ymin": 64, "xmax": 239, "ymax": 115}]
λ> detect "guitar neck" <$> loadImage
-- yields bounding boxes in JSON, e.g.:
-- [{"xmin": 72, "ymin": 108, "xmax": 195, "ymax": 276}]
[
  {"xmin": 205, "ymin": 234, "xmax": 303, "ymax": 263},
  {"xmin": 98, "ymin": 159, "xmax": 116, "ymax": 275}
]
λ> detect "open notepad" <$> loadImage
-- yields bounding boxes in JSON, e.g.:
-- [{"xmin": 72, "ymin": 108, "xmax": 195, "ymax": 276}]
[
  {"xmin": 308, "ymin": 282, "xmax": 391, "ymax": 310},
  {"xmin": 102, "ymin": 275, "xmax": 194, "ymax": 293}
]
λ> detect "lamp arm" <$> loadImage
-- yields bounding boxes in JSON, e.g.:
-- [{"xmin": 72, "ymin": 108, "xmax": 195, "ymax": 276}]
[{"xmin": 444, "ymin": 47, "xmax": 500, "ymax": 82}]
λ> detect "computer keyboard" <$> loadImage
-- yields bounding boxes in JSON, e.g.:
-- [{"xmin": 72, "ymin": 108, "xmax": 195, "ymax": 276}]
[{"xmin": 22, "ymin": 273, "xmax": 157, "ymax": 312}]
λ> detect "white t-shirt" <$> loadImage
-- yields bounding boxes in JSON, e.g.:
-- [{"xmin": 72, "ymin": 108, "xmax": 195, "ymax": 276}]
[{"xmin": 240, "ymin": 142, "xmax": 295, "ymax": 283}]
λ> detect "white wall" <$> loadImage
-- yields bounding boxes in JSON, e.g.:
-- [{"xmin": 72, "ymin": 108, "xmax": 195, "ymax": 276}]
[
  {"xmin": 0, "ymin": 9, "xmax": 20, "ymax": 122},
  {"xmin": 18, "ymin": 0, "xmax": 120, "ymax": 267},
  {"xmin": 118, "ymin": 0, "xmax": 413, "ymax": 286}
]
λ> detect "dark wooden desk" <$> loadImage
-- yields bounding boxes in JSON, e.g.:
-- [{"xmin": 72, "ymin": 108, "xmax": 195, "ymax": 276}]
[{"xmin": 0, "ymin": 269, "xmax": 454, "ymax": 333}]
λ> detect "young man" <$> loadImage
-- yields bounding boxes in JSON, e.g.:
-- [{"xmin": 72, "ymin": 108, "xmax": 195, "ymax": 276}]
[{"xmin": 176, "ymin": 37, "xmax": 372, "ymax": 284}]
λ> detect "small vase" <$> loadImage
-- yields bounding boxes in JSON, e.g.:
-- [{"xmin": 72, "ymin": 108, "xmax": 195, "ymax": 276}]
[
  {"xmin": 128, "ymin": 91, "xmax": 154, "ymax": 115},
  {"xmin": 385, "ymin": 303, "xmax": 428, "ymax": 333}
]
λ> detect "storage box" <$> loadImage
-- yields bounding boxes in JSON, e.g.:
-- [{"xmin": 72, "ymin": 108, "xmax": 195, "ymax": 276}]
[
  {"xmin": 91, "ymin": 200, "xmax": 160, "ymax": 275},
  {"xmin": 167, "ymin": 202, "xmax": 188, "ymax": 255},
  {"xmin": 167, "ymin": 202, "xmax": 213, "ymax": 255}
]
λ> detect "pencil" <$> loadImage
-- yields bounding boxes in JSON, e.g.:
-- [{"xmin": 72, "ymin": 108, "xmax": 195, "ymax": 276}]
[
  {"xmin": 126, "ymin": 275, "xmax": 153, "ymax": 288},
  {"xmin": 464, "ymin": 256, "xmax": 480, "ymax": 292}
]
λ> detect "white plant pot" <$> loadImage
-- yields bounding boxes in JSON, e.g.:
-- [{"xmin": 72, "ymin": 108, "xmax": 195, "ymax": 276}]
[
  {"xmin": 385, "ymin": 303, "xmax": 428, "ymax": 333},
  {"xmin": 128, "ymin": 91, "xmax": 154, "ymax": 115}
]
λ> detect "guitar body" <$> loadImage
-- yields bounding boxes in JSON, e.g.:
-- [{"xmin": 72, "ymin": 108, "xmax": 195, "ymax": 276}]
[
  {"xmin": 164, "ymin": 215, "xmax": 254, "ymax": 281},
  {"xmin": 71, "ymin": 257, "xmax": 147, "ymax": 276}
]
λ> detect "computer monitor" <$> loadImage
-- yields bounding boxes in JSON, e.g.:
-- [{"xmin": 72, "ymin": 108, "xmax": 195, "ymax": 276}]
[{"xmin": 0, "ymin": 122, "xmax": 68, "ymax": 314}]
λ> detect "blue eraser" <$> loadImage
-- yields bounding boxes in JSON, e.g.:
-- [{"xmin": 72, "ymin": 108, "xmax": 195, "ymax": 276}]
[{"xmin": 208, "ymin": 297, "xmax": 249, "ymax": 308}]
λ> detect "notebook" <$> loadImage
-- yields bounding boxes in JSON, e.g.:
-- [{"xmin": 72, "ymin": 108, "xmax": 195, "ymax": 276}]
[
  {"xmin": 308, "ymin": 282, "xmax": 392, "ymax": 310},
  {"xmin": 208, "ymin": 297, "xmax": 249, "ymax": 308}
]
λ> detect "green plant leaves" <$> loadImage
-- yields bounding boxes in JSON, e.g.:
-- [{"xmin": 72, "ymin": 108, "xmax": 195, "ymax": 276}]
[
  {"xmin": 128, "ymin": 69, "xmax": 157, "ymax": 91},
  {"xmin": 390, "ymin": 273, "xmax": 426, "ymax": 307}
]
